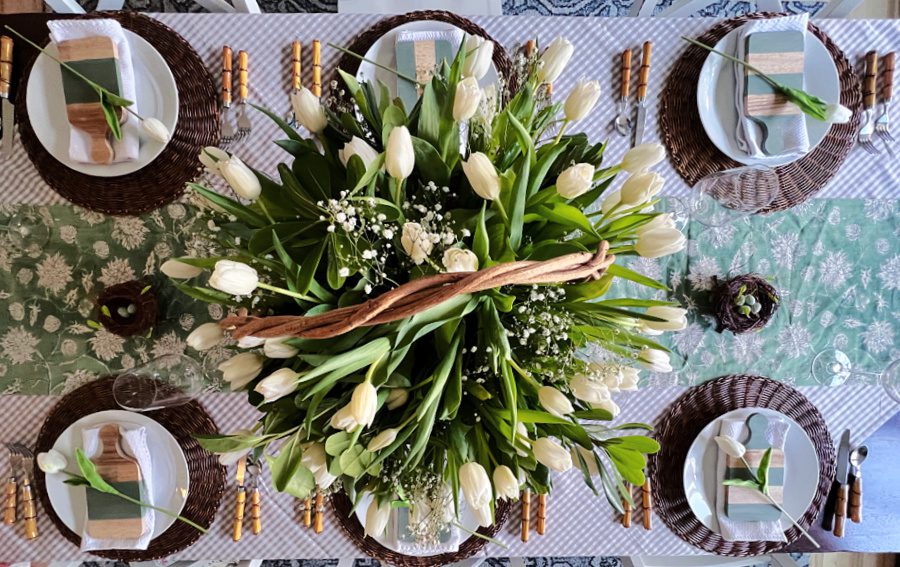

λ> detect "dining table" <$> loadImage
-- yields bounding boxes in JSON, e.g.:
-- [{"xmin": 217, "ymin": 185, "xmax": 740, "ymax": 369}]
[{"xmin": 0, "ymin": 9, "xmax": 897, "ymax": 563}]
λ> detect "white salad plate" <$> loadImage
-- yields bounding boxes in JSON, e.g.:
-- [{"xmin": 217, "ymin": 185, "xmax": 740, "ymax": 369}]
[
  {"xmin": 45, "ymin": 410, "xmax": 190, "ymax": 540},
  {"xmin": 696, "ymin": 25, "xmax": 840, "ymax": 166},
  {"xmin": 682, "ymin": 407, "xmax": 819, "ymax": 534},
  {"xmin": 26, "ymin": 29, "xmax": 179, "ymax": 177}
]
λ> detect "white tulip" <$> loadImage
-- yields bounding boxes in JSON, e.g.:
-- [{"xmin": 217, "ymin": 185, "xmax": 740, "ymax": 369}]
[
  {"xmin": 442, "ymin": 248, "xmax": 479, "ymax": 273},
  {"xmin": 638, "ymin": 347, "xmax": 673, "ymax": 373},
  {"xmin": 571, "ymin": 445, "xmax": 599, "ymax": 475},
  {"xmin": 237, "ymin": 335, "xmax": 266, "ymax": 349},
  {"xmin": 400, "ymin": 222, "xmax": 434, "ymax": 265},
  {"xmin": 600, "ymin": 189, "xmax": 622, "ymax": 215},
  {"xmin": 219, "ymin": 155, "xmax": 262, "ymax": 201},
  {"xmin": 538, "ymin": 36, "xmax": 574, "ymax": 84},
  {"xmin": 533, "ymin": 437, "xmax": 573, "ymax": 472},
  {"xmin": 493, "ymin": 465, "xmax": 519, "ymax": 500},
  {"xmin": 453, "ymin": 77, "xmax": 483, "ymax": 121},
  {"xmin": 199, "ymin": 146, "xmax": 230, "ymax": 173},
  {"xmin": 462, "ymin": 35, "xmax": 494, "ymax": 80},
  {"xmin": 37, "ymin": 449, "xmax": 68, "ymax": 474},
  {"xmin": 141, "ymin": 117, "xmax": 170, "ymax": 143},
  {"xmin": 291, "ymin": 87, "xmax": 328, "ymax": 133},
  {"xmin": 462, "ymin": 152, "xmax": 500, "ymax": 201},
  {"xmin": 209, "ymin": 260, "xmax": 259, "ymax": 295},
  {"xmin": 254, "ymin": 367, "xmax": 301, "ymax": 403},
  {"xmin": 640, "ymin": 306, "xmax": 688, "ymax": 333},
  {"xmin": 386, "ymin": 388, "xmax": 409, "ymax": 410},
  {"xmin": 563, "ymin": 80, "xmax": 601, "ymax": 121},
  {"xmin": 569, "ymin": 374, "xmax": 611, "ymax": 405},
  {"xmin": 621, "ymin": 143, "xmax": 665, "ymax": 173},
  {"xmin": 385, "ymin": 126, "xmax": 415, "ymax": 180},
  {"xmin": 471, "ymin": 501, "xmax": 493, "ymax": 528},
  {"xmin": 538, "ymin": 386, "xmax": 574, "ymax": 417},
  {"xmin": 367, "ymin": 428, "xmax": 399, "ymax": 452},
  {"xmin": 618, "ymin": 367, "xmax": 640, "ymax": 391},
  {"xmin": 301, "ymin": 442, "xmax": 337, "ymax": 489},
  {"xmin": 556, "ymin": 163, "xmax": 594, "ymax": 199},
  {"xmin": 217, "ymin": 428, "xmax": 253, "ymax": 467},
  {"xmin": 186, "ymin": 322, "xmax": 224, "ymax": 351},
  {"xmin": 350, "ymin": 381, "xmax": 378, "ymax": 428},
  {"xmin": 636, "ymin": 213, "xmax": 676, "ymax": 237},
  {"xmin": 620, "ymin": 172, "xmax": 664, "ymax": 207},
  {"xmin": 338, "ymin": 136, "xmax": 379, "ymax": 168},
  {"xmin": 365, "ymin": 498, "xmax": 392, "ymax": 537},
  {"xmin": 825, "ymin": 103, "xmax": 852, "ymax": 124},
  {"xmin": 263, "ymin": 336, "xmax": 300, "ymax": 359},
  {"xmin": 635, "ymin": 226, "xmax": 686, "ymax": 258},
  {"xmin": 330, "ymin": 404, "xmax": 359, "ymax": 431},
  {"xmin": 160, "ymin": 259, "xmax": 202, "ymax": 279},
  {"xmin": 459, "ymin": 462, "xmax": 492, "ymax": 526},
  {"xmin": 218, "ymin": 352, "xmax": 264, "ymax": 390},
  {"xmin": 714, "ymin": 435, "xmax": 747, "ymax": 459},
  {"xmin": 515, "ymin": 421, "xmax": 529, "ymax": 457},
  {"xmin": 592, "ymin": 397, "xmax": 621, "ymax": 418}
]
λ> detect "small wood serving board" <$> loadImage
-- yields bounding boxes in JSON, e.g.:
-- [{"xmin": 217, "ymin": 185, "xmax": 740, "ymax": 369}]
[
  {"xmin": 724, "ymin": 413, "xmax": 785, "ymax": 521},
  {"xmin": 85, "ymin": 424, "xmax": 145, "ymax": 540}
]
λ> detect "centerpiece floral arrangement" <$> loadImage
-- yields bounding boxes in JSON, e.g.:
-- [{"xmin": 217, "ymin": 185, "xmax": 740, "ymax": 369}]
[{"xmin": 167, "ymin": 35, "xmax": 688, "ymax": 544}]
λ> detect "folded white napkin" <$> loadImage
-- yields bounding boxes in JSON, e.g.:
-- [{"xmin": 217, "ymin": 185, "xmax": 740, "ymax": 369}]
[
  {"xmin": 734, "ymin": 13, "xmax": 810, "ymax": 158},
  {"xmin": 48, "ymin": 19, "xmax": 140, "ymax": 164},
  {"xmin": 79, "ymin": 423, "xmax": 155, "ymax": 551},
  {"xmin": 715, "ymin": 416, "xmax": 788, "ymax": 542}
]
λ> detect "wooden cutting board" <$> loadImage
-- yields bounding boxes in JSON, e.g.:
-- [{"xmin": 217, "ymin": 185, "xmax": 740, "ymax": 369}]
[
  {"xmin": 724, "ymin": 413, "xmax": 785, "ymax": 521},
  {"xmin": 57, "ymin": 36, "xmax": 123, "ymax": 164},
  {"xmin": 85, "ymin": 424, "xmax": 145, "ymax": 540}
]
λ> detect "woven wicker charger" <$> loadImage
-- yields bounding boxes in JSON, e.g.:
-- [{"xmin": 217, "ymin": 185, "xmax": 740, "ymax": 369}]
[
  {"xmin": 332, "ymin": 10, "xmax": 516, "ymax": 103},
  {"xmin": 33, "ymin": 376, "xmax": 226, "ymax": 561},
  {"xmin": 661, "ymin": 13, "xmax": 861, "ymax": 213},
  {"xmin": 648, "ymin": 374, "xmax": 835, "ymax": 556},
  {"xmin": 332, "ymin": 490, "xmax": 512, "ymax": 567},
  {"xmin": 15, "ymin": 12, "xmax": 219, "ymax": 216}
]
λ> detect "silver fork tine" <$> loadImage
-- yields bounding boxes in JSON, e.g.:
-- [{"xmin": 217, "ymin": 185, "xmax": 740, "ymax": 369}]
[
  {"xmin": 221, "ymin": 45, "xmax": 235, "ymax": 145},
  {"xmin": 858, "ymin": 51, "xmax": 881, "ymax": 154},
  {"xmin": 236, "ymin": 50, "xmax": 251, "ymax": 140},
  {"xmin": 876, "ymin": 52, "xmax": 895, "ymax": 143}
]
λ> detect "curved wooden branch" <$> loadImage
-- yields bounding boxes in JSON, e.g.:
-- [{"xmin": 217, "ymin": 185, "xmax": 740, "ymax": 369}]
[{"xmin": 221, "ymin": 242, "xmax": 614, "ymax": 340}]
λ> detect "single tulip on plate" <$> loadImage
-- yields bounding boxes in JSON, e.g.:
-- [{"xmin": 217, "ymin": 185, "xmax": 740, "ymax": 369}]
[
  {"xmin": 714, "ymin": 435, "xmax": 747, "ymax": 459},
  {"xmin": 493, "ymin": 465, "xmax": 519, "ymax": 501},
  {"xmin": 462, "ymin": 152, "xmax": 500, "ymax": 201},
  {"xmin": 218, "ymin": 352, "xmax": 264, "ymax": 390},
  {"xmin": 186, "ymin": 322, "xmax": 225, "ymax": 351},
  {"xmin": 538, "ymin": 36, "xmax": 574, "ymax": 84},
  {"xmin": 141, "ymin": 117, "xmax": 170, "ymax": 143},
  {"xmin": 563, "ymin": 80, "xmax": 601, "ymax": 122},
  {"xmin": 538, "ymin": 386, "xmax": 574, "ymax": 417},
  {"xmin": 291, "ymin": 87, "xmax": 328, "ymax": 133},
  {"xmin": 209, "ymin": 260, "xmax": 259, "ymax": 296},
  {"xmin": 556, "ymin": 163, "xmax": 595, "ymax": 199},
  {"xmin": 36, "ymin": 449, "xmax": 67, "ymax": 474},
  {"xmin": 453, "ymin": 76, "xmax": 482, "ymax": 121},
  {"xmin": 385, "ymin": 126, "xmax": 415, "ymax": 180},
  {"xmin": 254, "ymin": 367, "xmax": 301, "ymax": 403},
  {"xmin": 160, "ymin": 259, "xmax": 203, "ymax": 279},
  {"xmin": 825, "ymin": 103, "xmax": 852, "ymax": 124},
  {"xmin": 338, "ymin": 136, "xmax": 379, "ymax": 168},
  {"xmin": 533, "ymin": 437, "xmax": 573, "ymax": 472}
]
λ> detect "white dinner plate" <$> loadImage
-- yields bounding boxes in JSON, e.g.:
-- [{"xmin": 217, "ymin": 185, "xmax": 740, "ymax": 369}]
[
  {"xmin": 355, "ymin": 20, "xmax": 499, "ymax": 100},
  {"xmin": 25, "ymin": 30, "xmax": 179, "ymax": 177},
  {"xmin": 46, "ymin": 410, "xmax": 190, "ymax": 540},
  {"xmin": 696, "ymin": 25, "xmax": 840, "ymax": 166},
  {"xmin": 682, "ymin": 407, "xmax": 819, "ymax": 534}
]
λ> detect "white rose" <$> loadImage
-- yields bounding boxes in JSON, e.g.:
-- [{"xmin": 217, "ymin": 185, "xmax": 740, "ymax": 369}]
[
  {"xmin": 442, "ymin": 248, "xmax": 479, "ymax": 273},
  {"xmin": 400, "ymin": 222, "xmax": 433, "ymax": 265}
]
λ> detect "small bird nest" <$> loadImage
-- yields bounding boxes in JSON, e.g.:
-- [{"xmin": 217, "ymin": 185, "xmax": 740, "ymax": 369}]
[
  {"xmin": 712, "ymin": 274, "xmax": 779, "ymax": 334},
  {"xmin": 96, "ymin": 280, "xmax": 158, "ymax": 337}
]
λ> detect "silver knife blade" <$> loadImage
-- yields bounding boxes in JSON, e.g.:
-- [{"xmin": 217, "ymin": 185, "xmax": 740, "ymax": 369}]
[
  {"xmin": 835, "ymin": 429, "xmax": 851, "ymax": 484},
  {"xmin": 633, "ymin": 102, "xmax": 646, "ymax": 146},
  {"xmin": 1, "ymin": 99, "xmax": 12, "ymax": 155}
]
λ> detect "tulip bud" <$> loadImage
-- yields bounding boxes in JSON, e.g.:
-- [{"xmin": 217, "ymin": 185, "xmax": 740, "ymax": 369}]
[
  {"xmin": 621, "ymin": 143, "xmax": 666, "ymax": 173},
  {"xmin": 385, "ymin": 126, "xmax": 415, "ymax": 180},
  {"xmin": 186, "ymin": 322, "xmax": 225, "ymax": 351},
  {"xmin": 218, "ymin": 155, "xmax": 262, "ymax": 201},
  {"xmin": 237, "ymin": 335, "xmax": 266, "ymax": 349},
  {"xmin": 254, "ymin": 367, "xmax": 301, "ymax": 403},
  {"xmin": 493, "ymin": 465, "xmax": 519, "ymax": 501},
  {"xmin": 636, "ymin": 213, "xmax": 676, "ymax": 238},
  {"xmin": 571, "ymin": 445, "xmax": 599, "ymax": 475},
  {"xmin": 515, "ymin": 421, "xmax": 529, "ymax": 457},
  {"xmin": 367, "ymin": 428, "xmax": 399, "ymax": 452},
  {"xmin": 640, "ymin": 306, "xmax": 688, "ymax": 333},
  {"xmin": 350, "ymin": 381, "xmax": 378, "ymax": 428},
  {"xmin": 160, "ymin": 259, "xmax": 203, "ymax": 279},
  {"xmin": 338, "ymin": 136, "xmax": 379, "ymax": 169},
  {"xmin": 538, "ymin": 386, "xmax": 574, "ymax": 417},
  {"xmin": 386, "ymin": 388, "xmax": 409, "ymax": 410},
  {"xmin": 619, "ymin": 366, "xmax": 640, "ymax": 391},
  {"xmin": 563, "ymin": 80, "xmax": 601, "ymax": 121},
  {"xmin": 462, "ymin": 152, "xmax": 500, "ymax": 201},
  {"xmin": 442, "ymin": 248, "xmax": 479, "ymax": 273},
  {"xmin": 453, "ymin": 76, "xmax": 483, "ymax": 121},
  {"xmin": 209, "ymin": 260, "xmax": 259, "ymax": 296},
  {"xmin": 301, "ymin": 442, "xmax": 337, "ymax": 489},
  {"xmin": 592, "ymin": 397, "xmax": 621, "ymax": 418},
  {"xmin": 569, "ymin": 374, "xmax": 611, "ymax": 405},
  {"xmin": 635, "ymin": 226, "xmax": 686, "ymax": 259},
  {"xmin": 37, "ymin": 449, "xmax": 67, "ymax": 474},
  {"xmin": 620, "ymin": 172, "xmax": 664, "ymax": 207},
  {"xmin": 199, "ymin": 146, "xmax": 230, "ymax": 173},
  {"xmin": 638, "ymin": 347, "xmax": 673, "ymax": 373},
  {"xmin": 217, "ymin": 428, "xmax": 253, "ymax": 466},
  {"xmin": 714, "ymin": 435, "xmax": 747, "ymax": 459},
  {"xmin": 263, "ymin": 336, "xmax": 300, "ymax": 359},
  {"xmin": 218, "ymin": 352, "xmax": 264, "ymax": 390},
  {"xmin": 538, "ymin": 36, "xmax": 574, "ymax": 84},
  {"xmin": 291, "ymin": 87, "xmax": 328, "ymax": 133},
  {"xmin": 600, "ymin": 189, "xmax": 621, "ymax": 215},
  {"xmin": 330, "ymin": 404, "xmax": 359, "ymax": 431},
  {"xmin": 365, "ymin": 498, "xmax": 392, "ymax": 537},
  {"xmin": 462, "ymin": 35, "xmax": 494, "ymax": 80},
  {"xmin": 556, "ymin": 163, "xmax": 594, "ymax": 199},
  {"xmin": 400, "ymin": 222, "xmax": 434, "ymax": 265},
  {"xmin": 141, "ymin": 117, "xmax": 170, "ymax": 143},
  {"xmin": 459, "ymin": 462, "xmax": 492, "ymax": 526},
  {"xmin": 533, "ymin": 437, "xmax": 573, "ymax": 472},
  {"xmin": 825, "ymin": 103, "xmax": 852, "ymax": 124}
]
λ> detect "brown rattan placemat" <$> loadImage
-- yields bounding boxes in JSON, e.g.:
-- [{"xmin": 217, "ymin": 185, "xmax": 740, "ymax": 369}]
[
  {"xmin": 332, "ymin": 490, "xmax": 512, "ymax": 567},
  {"xmin": 332, "ymin": 10, "xmax": 516, "ymax": 103},
  {"xmin": 33, "ymin": 376, "xmax": 226, "ymax": 561},
  {"xmin": 661, "ymin": 13, "xmax": 861, "ymax": 213},
  {"xmin": 15, "ymin": 12, "xmax": 218, "ymax": 216},
  {"xmin": 648, "ymin": 374, "xmax": 835, "ymax": 556}
]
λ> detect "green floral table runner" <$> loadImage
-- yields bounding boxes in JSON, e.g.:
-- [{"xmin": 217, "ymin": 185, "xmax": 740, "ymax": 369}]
[{"xmin": 0, "ymin": 199, "xmax": 896, "ymax": 395}]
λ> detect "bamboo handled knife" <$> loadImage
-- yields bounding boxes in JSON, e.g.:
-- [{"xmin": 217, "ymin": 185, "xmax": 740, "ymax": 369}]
[{"xmin": 1, "ymin": 35, "xmax": 14, "ymax": 156}]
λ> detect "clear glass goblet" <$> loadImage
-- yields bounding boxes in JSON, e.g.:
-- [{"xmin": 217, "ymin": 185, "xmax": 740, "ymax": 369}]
[
  {"xmin": 113, "ymin": 353, "xmax": 204, "ymax": 411},
  {"xmin": 669, "ymin": 165, "xmax": 780, "ymax": 228},
  {"xmin": 811, "ymin": 348, "xmax": 900, "ymax": 403}
]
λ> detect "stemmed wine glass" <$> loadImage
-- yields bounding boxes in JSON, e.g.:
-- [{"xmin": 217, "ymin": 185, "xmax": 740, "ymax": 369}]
[
  {"xmin": 1, "ymin": 209, "xmax": 50, "ymax": 249},
  {"xmin": 113, "ymin": 353, "xmax": 204, "ymax": 411},
  {"xmin": 667, "ymin": 165, "xmax": 780, "ymax": 229},
  {"xmin": 811, "ymin": 348, "xmax": 900, "ymax": 403}
]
